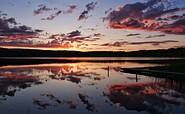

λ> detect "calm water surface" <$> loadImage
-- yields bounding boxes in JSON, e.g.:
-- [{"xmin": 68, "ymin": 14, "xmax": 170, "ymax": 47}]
[
  {"xmin": 0, "ymin": 60, "xmax": 185, "ymax": 114},
  {"xmin": 1, "ymin": 57, "xmax": 185, "ymax": 60}
]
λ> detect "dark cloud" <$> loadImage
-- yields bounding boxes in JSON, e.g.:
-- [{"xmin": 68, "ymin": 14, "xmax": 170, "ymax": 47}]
[
  {"xmin": 35, "ymin": 29, "xmax": 43, "ymax": 32},
  {"xmin": 105, "ymin": 8, "xmax": 113, "ymax": 14},
  {"xmin": 86, "ymin": 2, "xmax": 98, "ymax": 11},
  {"xmin": 78, "ymin": 2, "xmax": 98, "ymax": 21},
  {"xmin": 67, "ymin": 30, "xmax": 81, "ymax": 37},
  {"xmin": 128, "ymin": 40, "xmax": 178, "ymax": 46},
  {"xmin": 86, "ymin": 28, "xmax": 97, "ymax": 31},
  {"xmin": 0, "ymin": 33, "xmax": 99, "ymax": 49},
  {"xmin": 93, "ymin": 33, "xmax": 105, "ymax": 37},
  {"xmin": 56, "ymin": 10, "xmax": 62, "ymax": 15},
  {"xmin": 0, "ymin": 12, "xmax": 7, "ymax": 16},
  {"xmin": 78, "ymin": 26, "xmax": 82, "ymax": 29},
  {"xmin": 0, "ymin": 18, "xmax": 9, "ymax": 30},
  {"xmin": 64, "ymin": 5, "xmax": 77, "ymax": 14},
  {"xmin": 157, "ymin": 19, "xmax": 185, "ymax": 34},
  {"xmin": 100, "ymin": 40, "xmax": 178, "ymax": 47},
  {"xmin": 33, "ymin": 4, "xmax": 52, "ymax": 15},
  {"xmin": 0, "ymin": 13, "xmax": 101, "ymax": 50},
  {"xmin": 34, "ymin": 4, "xmax": 76, "ymax": 20},
  {"xmin": 42, "ymin": 40, "xmax": 73, "ymax": 48},
  {"xmin": 5, "ymin": 18, "xmax": 17, "ymax": 25},
  {"xmin": 64, "ymin": 37, "xmax": 89, "ymax": 43},
  {"xmin": 101, "ymin": 41, "xmax": 127, "ymax": 47},
  {"xmin": 62, "ymin": 35, "xmax": 100, "ymax": 43},
  {"xmin": 78, "ymin": 11, "xmax": 89, "ymax": 20},
  {"xmin": 105, "ymin": 0, "xmax": 185, "ymax": 34},
  {"xmin": 143, "ymin": 7, "xmax": 182, "ymax": 19},
  {"xmin": 0, "ymin": 38, "xmax": 74, "ymax": 49},
  {"xmin": 0, "ymin": 15, "xmax": 42, "ymax": 40},
  {"xmin": 41, "ymin": 30, "xmax": 100, "ymax": 48},
  {"xmin": 168, "ymin": 14, "xmax": 184, "ymax": 20},
  {"xmin": 173, "ymin": 45, "xmax": 185, "ymax": 48},
  {"xmin": 126, "ymin": 33, "xmax": 140, "ymax": 37},
  {"xmin": 84, "ymin": 37, "xmax": 100, "ymax": 42},
  {"xmin": 52, "ymin": 32, "xmax": 103, "ymax": 44},
  {"xmin": 50, "ymin": 30, "xmax": 101, "ymax": 47},
  {"xmin": 146, "ymin": 34, "xmax": 165, "ymax": 38},
  {"xmin": 41, "ymin": 10, "xmax": 62, "ymax": 20}
]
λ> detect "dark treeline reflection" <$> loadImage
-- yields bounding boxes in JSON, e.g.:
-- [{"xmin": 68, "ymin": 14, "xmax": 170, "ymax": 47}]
[{"xmin": 0, "ymin": 62, "xmax": 185, "ymax": 114}]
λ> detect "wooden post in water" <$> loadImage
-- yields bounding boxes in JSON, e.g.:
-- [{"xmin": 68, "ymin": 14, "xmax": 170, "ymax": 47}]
[{"xmin": 108, "ymin": 66, "xmax": 109, "ymax": 77}]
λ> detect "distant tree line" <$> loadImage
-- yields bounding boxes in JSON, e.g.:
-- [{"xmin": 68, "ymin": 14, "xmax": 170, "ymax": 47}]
[{"xmin": 0, "ymin": 47, "xmax": 185, "ymax": 57}]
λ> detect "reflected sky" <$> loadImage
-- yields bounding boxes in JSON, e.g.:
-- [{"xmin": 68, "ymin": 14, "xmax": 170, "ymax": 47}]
[
  {"xmin": 107, "ymin": 80, "xmax": 185, "ymax": 114},
  {"xmin": 0, "ymin": 62, "xmax": 185, "ymax": 114}
]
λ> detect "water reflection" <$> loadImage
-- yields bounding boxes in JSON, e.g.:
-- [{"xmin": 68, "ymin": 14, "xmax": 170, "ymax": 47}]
[
  {"xmin": 0, "ymin": 62, "xmax": 184, "ymax": 114},
  {"xmin": 33, "ymin": 93, "xmax": 77, "ymax": 110},
  {"xmin": 107, "ymin": 79, "xmax": 185, "ymax": 114},
  {"xmin": 0, "ymin": 67, "xmax": 42, "ymax": 98}
]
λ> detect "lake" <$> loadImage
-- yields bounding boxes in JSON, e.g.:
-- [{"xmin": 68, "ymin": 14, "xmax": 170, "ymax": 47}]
[{"xmin": 0, "ymin": 58, "xmax": 185, "ymax": 114}]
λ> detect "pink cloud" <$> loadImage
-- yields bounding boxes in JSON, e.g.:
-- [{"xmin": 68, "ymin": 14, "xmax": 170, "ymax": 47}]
[
  {"xmin": 64, "ymin": 5, "xmax": 77, "ymax": 14},
  {"xmin": 105, "ymin": 0, "xmax": 185, "ymax": 34},
  {"xmin": 33, "ymin": 4, "xmax": 52, "ymax": 15},
  {"xmin": 4, "ymin": 34, "xmax": 38, "ymax": 40}
]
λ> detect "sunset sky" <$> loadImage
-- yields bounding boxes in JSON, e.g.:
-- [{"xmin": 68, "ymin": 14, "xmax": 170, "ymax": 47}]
[{"xmin": 0, "ymin": 0, "xmax": 185, "ymax": 51}]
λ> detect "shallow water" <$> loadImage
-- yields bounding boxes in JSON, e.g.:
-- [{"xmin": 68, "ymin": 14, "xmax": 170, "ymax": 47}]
[{"xmin": 0, "ymin": 61, "xmax": 185, "ymax": 114}]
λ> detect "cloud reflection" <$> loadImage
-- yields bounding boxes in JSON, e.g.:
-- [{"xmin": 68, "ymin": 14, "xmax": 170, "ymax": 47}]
[
  {"xmin": 0, "ymin": 63, "xmax": 105, "ymax": 90},
  {"xmin": 106, "ymin": 80, "xmax": 185, "ymax": 113},
  {"xmin": 0, "ymin": 62, "xmax": 184, "ymax": 113}
]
